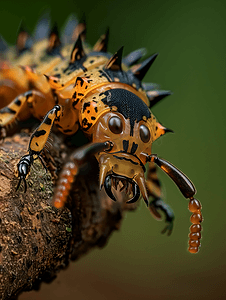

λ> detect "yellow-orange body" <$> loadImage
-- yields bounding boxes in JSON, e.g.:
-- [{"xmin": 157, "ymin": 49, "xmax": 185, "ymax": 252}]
[{"xmin": 0, "ymin": 16, "xmax": 202, "ymax": 254}]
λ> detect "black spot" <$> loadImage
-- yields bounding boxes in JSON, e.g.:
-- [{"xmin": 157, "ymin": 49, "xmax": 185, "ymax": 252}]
[
  {"xmin": 83, "ymin": 102, "xmax": 91, "ymax": 113},
  {"xmin": 72, "ymin": 91, "xmax": 77, "ymax": 99},
  {"xmin": 94, "ymin": 107, "xmax": 98, "ymax": 113},
  {"xmin": 15, "ymin": 99, "xmax": 21, "ymax": 106},
  {"xmin": 78, "ymin": 77, "xmax": 84, "ymax": 86},
  {"xmin": 82, "ymin": 118, "xmax": 92, "ymax": 131},
  {"xmin": 87, "ymin": 110, "xmax": 90, "ymax": 113},
  {"xmin": 44, "ymin": 116, "xmax": 52, "ymax": 125},
  {"xmin": 34, "ymin": 130, "xmax": 46, "ymax": 137},
  {"xmin": 123, "ymin": 140, "xmax": 129, "ymax": 152},
  {"xmin": 91, "ymin": 116, "xmax": 96, "ymax": 120},
  {"xmin": 89, "ymin": 60, "xmax": 94, "ymax": 64},
  {"xmin": 130, "ymin": 142, "xmax": 138, "ymax": 155},
  {"xmin": 64, "ymin": 129, "xmax": 72, "ymax": 133}
]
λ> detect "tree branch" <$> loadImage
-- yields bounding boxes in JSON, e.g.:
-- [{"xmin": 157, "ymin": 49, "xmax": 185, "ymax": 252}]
[{"xmin": 0, "ymin": 131, "xmax": 138, "ymax": 300}]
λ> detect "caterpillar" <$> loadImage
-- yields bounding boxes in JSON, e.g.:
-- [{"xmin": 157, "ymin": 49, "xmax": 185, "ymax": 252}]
[{"xmin": 0, "ymin": 14, "xmax": 202, "ymax": 253}]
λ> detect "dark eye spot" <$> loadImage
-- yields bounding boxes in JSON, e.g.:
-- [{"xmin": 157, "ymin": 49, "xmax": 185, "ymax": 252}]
[
  {"xmin": 140, "ymin": 125, "xmax": 150, "ymax": 143},
  {"xmin": 109, "ymin": 116, "xmax": 123, "ymax": 134}
]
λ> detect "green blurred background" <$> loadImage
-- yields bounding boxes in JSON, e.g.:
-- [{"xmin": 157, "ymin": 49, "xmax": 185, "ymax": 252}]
[{"xmin": 1, "ymin": 0, "xmax": 226, "ymax": 299}]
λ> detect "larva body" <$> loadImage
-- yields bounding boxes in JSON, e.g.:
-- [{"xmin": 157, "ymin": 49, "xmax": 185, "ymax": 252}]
[{"xmin": 0, "ymin": 15, "xmax": 202, "ymax": 253}]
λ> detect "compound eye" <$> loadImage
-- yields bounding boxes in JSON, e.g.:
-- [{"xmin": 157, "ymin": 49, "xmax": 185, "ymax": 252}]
[
  {"xmin": 140, "ymin": 124, "xmax": 150, "ymax": 143},
  {"xmin": 108, "ymin": 116, "xmax": 123, "ymax": 134}
]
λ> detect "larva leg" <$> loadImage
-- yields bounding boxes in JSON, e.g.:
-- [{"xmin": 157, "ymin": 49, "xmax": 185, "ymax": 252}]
[
  {"xmin": 146, "ymin": 162, "xmax": 175, "ymax": 235},
  {"xmin": 0, "ymin": 90, "xmax": 44, "ymax": 139},
  {"xmin": 16, "ymin": 105, "xmax": 63, "ymax": 191},
  {"xmin": 149, "ymin": 198, "xmax": 175, "ymax": 235},
  {"xmin": 28, "ymin": 105, "xmax": 62, "ymax": 155},
  {"xmin": 53, "ymin": 141, "xmax": 113, "ymax": 208}
]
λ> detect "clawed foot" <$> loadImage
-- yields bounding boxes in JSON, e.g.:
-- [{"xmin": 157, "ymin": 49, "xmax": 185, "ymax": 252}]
[
  {"xmin": 149, "ymin": 198, "xmax": 175, "ymax": 236},
  {"xmin": 16, "ymin": 176, "xmax": 27, "ymax": 192},
  {"xmin": 161, "ymin": 221, "xmax": 174, "ymax": 236}
]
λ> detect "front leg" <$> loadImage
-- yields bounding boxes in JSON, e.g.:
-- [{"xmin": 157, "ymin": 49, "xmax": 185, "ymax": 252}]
[
  {"xmin": 16, "ymin": 105, "xmax": 62, "ymax": 191},
  {"xmin": 28, "ymin": 105, "xmax": 62, "ymax": 154},
  {"xmin": 53, "ymin": 141, "xmax": 113, "ymax": 208}
]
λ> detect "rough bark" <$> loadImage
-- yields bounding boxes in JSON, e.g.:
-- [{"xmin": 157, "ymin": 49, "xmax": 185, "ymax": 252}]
[{"xmin": 0, "ymin": 131, "xmax": 138, "ymax": 300}]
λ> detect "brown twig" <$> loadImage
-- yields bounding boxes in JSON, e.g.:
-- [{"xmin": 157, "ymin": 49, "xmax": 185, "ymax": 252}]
[{"xmin": 0, "ymin": 132, "xmax": 137, "ymax": 300}]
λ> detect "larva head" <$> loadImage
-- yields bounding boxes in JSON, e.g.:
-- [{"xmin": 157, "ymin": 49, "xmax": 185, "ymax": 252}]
[{"xmin": 80, "ymin": 88, "xmax": 170, "ymax": 205}]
